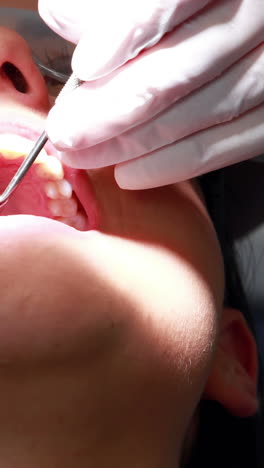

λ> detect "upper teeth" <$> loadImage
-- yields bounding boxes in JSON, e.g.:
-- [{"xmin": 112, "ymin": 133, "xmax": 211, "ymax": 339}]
[
  {"xmin": 0, "ymin": 132, "xmax": 64, "ymax": 180},
  {"xmin": 0, "ymin": 133, "xmax": 88, "ymax": 231},
  {"xmin": 0, "ymin": 133, "xmax": 48, "ymax": 161}
]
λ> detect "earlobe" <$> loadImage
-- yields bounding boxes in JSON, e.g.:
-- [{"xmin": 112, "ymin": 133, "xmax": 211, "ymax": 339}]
[{"xmin": 204, "ymin": 307, "xmax": 259, "ymax": 417}]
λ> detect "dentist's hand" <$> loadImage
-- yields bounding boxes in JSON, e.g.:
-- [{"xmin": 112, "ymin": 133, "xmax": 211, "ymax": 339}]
[{"xmin": 39, "ymin": 0, "xmax": 264, "ymax": 189}]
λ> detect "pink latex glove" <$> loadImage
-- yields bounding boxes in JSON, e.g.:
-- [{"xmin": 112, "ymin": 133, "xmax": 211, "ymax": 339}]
[{"xmin": 39, "ymin": 0, "xmax": 264, "ymax": 189}]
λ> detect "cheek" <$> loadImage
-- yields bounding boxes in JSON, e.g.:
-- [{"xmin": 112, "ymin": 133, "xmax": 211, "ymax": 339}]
[
  {"xmin": 76, "ymin": 231, "xmax": 220, "ymax": 392},
  {"xmin": 130, "ymin": 251, "xmax": 219, "ymax": 396},
  {"xmin": 0, "ymin": 226, "xmax": 220, "ymax": 461},
  {"xmin": 0, "ymin": 226, "xmax": 219, "ymax": 364},
  {"xmin": 94, "ymin": 234, "xmax": 221, "ymax": 445},
  {"xmin": 100, "ymin": 230, "xmax": 221, "ymax": 391}
]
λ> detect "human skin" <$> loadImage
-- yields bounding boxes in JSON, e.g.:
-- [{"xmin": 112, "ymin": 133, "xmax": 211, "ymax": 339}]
[
  {"xmin": 0, "ymin": 0, "xmax": 37, "ymax": 9},
  {"xmin": 0, "ymin": 26, "xmax": 259, "ymax": 468}
]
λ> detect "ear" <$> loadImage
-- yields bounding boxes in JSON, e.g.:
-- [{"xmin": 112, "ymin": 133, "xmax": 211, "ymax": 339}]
[{"xmin": 204, "ymin": 307, "xmax": 259, "ymax": 417}]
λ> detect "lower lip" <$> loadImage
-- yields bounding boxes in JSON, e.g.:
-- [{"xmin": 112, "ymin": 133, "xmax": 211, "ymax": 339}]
[
  {"xmin": 0, "ymin": 215, "xmax": 99, "ymax": 258},
  {"xmin": 0, "ymin": 214, "xmax": 94, "ymax": 246}
]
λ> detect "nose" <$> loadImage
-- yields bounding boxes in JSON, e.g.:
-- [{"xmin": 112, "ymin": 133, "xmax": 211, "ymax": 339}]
[{"xmin": 0, "ymin": 27, "xmax": 49, "ymax": 111}]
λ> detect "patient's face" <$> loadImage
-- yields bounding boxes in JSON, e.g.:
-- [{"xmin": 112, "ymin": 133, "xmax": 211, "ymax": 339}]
[{"xmin": 0, "ymin": 26, "xmax": 225, "ymax": 467}]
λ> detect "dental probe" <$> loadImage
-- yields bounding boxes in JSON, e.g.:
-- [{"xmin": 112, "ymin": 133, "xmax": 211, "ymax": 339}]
[{"xmin": 0, "ymin": 74, "xmax": 84, "ymax": 208}]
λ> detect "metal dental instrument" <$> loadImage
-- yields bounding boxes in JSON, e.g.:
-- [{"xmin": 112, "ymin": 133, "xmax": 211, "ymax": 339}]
[{"xmin": 0, "ymin": 74, "xmax": 83, "ymax": 208}]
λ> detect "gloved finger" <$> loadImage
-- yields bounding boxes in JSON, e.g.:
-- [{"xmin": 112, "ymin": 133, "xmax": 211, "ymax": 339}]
[
  {"xmin": 38, "ymin": 0, "xmax": 212, "ymax": 80},
  {"xmin": 114, "ymin": 103, "xmax": 264, "ymax": 189},
  {"xmin": 46, "ymin": 0, "xmax": 264, "ymax": 151},
  {"xmin": 57, "ymin": 44, "xmax": 264, "ymax": 170},
  {"xmin": 72, "ymin": 0, "xmax": 213, "ymax": 80},
  {"xmin": 38, "ymin": 0, "xmax": 85, "ymax": 44}
]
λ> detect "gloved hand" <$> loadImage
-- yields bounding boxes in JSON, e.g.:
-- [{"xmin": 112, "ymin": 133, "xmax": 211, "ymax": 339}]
[{"xmin": 39, "ymin": 0, "xmax": 264, "ymax": 189}]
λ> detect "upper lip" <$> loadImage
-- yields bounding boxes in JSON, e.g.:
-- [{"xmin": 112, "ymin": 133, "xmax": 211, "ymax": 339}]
[{"xmin": 0, "ymin": 117, "xmax": 100, "ymax": 230}]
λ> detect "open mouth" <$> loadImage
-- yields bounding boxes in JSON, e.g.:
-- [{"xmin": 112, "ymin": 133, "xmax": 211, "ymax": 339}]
[{"xmin": 0, "ymin": 127, "xmax": 99, "ymax": 232}]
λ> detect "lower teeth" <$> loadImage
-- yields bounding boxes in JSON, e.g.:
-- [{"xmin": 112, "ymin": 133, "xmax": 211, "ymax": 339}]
[{"xmin": 48, "ymin": 197, "xmax": 78, "ymax": 217}]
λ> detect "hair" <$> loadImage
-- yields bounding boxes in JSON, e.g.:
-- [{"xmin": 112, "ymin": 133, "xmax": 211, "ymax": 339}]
[{"xmin": 185, "ymin": 166, "xmax": 264, "ymax": 468}]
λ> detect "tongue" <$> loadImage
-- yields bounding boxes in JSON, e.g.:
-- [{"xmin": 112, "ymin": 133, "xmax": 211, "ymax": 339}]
[{"xmin": 0, "ymin": 151, "xmax": 52, "ymax": 218}]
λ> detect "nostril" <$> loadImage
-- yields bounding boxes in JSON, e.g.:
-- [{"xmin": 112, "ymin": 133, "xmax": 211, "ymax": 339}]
[{"xmin": 1, "ymin": 62, "xmax": 29, "ymax": 94}]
